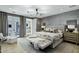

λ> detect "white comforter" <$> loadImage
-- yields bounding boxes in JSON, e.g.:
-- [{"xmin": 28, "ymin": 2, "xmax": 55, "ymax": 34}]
[{"xmin": 27, "ymin": 32, "xmax": 63, "ymax": 49}]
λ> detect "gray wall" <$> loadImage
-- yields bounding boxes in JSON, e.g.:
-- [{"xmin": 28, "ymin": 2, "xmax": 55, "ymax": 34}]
[{"xmin": 41, "ymin": 10, "xmax": 79, "ymax": 29}]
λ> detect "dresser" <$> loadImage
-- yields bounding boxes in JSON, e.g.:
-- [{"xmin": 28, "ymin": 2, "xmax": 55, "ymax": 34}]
[{"xmin": 64, "ymin": 32, "xmax": 79, "ymax": 44}]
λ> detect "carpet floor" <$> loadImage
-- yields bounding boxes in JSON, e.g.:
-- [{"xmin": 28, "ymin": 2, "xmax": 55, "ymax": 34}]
[{"xmin": 1, "ymin": 40, "xmax": 79, "ymax": 53}]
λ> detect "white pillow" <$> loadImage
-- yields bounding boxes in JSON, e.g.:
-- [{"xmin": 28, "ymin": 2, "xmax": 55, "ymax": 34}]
[
  {"xmin": 50, "ymin": 28, "xmax": 54, "ymax": 32},
  {"xmin": 45, "ymin": 28, "xmax": 50, "ymax": 31}
]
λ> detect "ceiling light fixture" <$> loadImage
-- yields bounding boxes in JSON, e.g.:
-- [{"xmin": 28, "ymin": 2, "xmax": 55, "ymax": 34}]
[{"xmin": 26, "ymin": 8, "xmax": 43, "ymax": 17}]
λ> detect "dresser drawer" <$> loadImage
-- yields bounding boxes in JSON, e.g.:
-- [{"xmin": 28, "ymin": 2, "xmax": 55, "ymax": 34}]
[
  {"xmin": 64, "ymin": 32, "xmax": 79, "ymax": 44},
  {"xmin": 64, "ymin": 37, "xmax": 77, "ymax": 42},
  {"xmin": 64, "ymin": 36, "xmax": 76, "ymax": 40},
  {"xmin": 64, "ymin": 33, "xmax": 76, "ymax": 36},
  {"xmin": 64, "ymin": 35, "xmax": 77, "ymax": 38}
]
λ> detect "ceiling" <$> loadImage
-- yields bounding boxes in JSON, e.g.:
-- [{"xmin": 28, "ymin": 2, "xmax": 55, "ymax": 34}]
[{"xmin": 0, "ymin": 5, "xmax": 79, "ymax": 18}]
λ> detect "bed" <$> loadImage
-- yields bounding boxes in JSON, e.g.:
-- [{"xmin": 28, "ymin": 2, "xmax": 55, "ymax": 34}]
[{"xmin": 27, "ymin": 32, "xmax": 63, "ymax": 50}]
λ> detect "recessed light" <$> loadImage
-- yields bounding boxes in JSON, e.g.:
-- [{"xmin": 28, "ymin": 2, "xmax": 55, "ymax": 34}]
[{"xmin": 9, "ymin": 8, "xmax": 12, "ymax": 10}]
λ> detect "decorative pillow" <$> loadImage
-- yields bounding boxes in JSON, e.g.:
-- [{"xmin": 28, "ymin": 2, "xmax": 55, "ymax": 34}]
[
  {"xmin": 45, "ymin": 28, "xmax": 50, "ymax": 32},
  {"xmin": 49, "ymin": 28, "xmax": 54, "ymax": 32},
  {"xmin": 53, "ymin": 29, "xmax": 59, "ymax": 33},
  {"xmin": 58, "ymin": 29, "xmax": 62, "ymax": 33}
]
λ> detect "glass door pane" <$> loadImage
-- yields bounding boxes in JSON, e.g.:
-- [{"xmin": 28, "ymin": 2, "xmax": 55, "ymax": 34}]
[
  {"xmin": 8, "ymin": 15, "xmax": 20, "ymax": 37},
  {"xmin": 26, "ymin": 18, "xmax": 32, "ymax": 35}
]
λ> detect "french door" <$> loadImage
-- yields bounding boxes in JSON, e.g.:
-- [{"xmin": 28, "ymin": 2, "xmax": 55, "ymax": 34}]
[
  {"xmin": 26, "ymin": 18, "xmax": 32, "ymax": 35},
  {"xmin": 8, "ymin": 15, "xmax": 20, "ymax": 37}
]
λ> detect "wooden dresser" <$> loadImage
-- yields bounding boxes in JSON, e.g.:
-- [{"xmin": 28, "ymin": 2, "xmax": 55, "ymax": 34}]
[{"xmin": 64, "ymin": 32, "xmax": 79, "ymax": 44}]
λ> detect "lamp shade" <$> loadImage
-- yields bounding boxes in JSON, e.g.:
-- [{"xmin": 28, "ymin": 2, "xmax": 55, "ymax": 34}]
[{"xmin": 41, "ymin": 26, "xmax": 45, "ymax": 28}]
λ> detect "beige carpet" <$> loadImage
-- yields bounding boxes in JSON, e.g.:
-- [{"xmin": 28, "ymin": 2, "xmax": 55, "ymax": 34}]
[
  {"xmin": 44, "ymin": 42, "xmax": 79, "ymax": 53},
  {"xmin": 1, "ymin": 41, "xmax": 79, "ymax": 53},
  {"xmin": 1, "ymin": 42, "xmax": 26, "ymax": 53}
]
